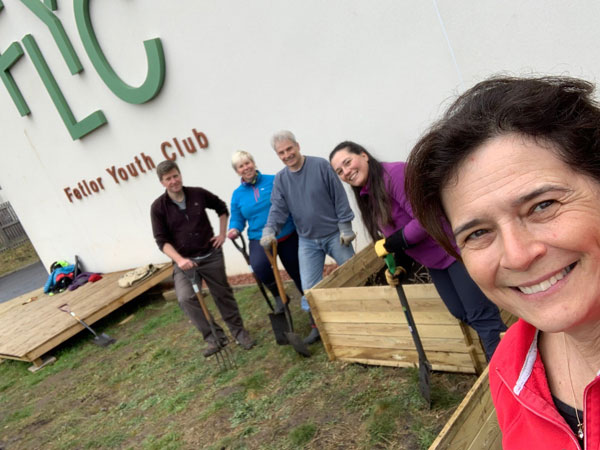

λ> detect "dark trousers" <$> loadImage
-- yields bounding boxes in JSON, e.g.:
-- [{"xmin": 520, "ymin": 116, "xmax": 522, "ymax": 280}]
[
  {"xmin": 173, "ymin": 247, "xmax": 245, "ymax": 343},
  {"xmin": 429, "ymin": 261, "xmax": 507, "ymax": 360},
  {"xmin": 248, "ymin": 232, "xmax": 303, "ymax": 297}
]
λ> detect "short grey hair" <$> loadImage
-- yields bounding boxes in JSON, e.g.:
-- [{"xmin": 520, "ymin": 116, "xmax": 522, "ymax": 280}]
[
  {"xmin": 231, "ymin": 150, "xmax": 255, "ymax": 170},
  {"xmin": 271, "ymin": 130, "xmax": 297, "ymax": 150}
]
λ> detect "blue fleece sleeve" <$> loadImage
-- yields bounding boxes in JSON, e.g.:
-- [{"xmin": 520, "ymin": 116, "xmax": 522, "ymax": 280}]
[{"xmin": 228, "ymin": 189, "xmax": 246, "ymax": 232}]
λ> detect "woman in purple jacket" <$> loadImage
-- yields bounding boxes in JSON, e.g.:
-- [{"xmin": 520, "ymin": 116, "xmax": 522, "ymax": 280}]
[{"xmin": 329, "ymin": 141, "xmax": 506, "ymax": 359}]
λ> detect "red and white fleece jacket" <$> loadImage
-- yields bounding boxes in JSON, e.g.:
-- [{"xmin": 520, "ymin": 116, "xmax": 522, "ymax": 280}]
[{"xmin": 489, "ymin": 319, "xmax": 600, "ymax": 450}]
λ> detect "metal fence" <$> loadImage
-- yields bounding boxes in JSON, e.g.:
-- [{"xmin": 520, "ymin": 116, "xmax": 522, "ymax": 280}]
[{"xmin": 0, "ymin": 201, "xmax": 28, "ymax": 252}]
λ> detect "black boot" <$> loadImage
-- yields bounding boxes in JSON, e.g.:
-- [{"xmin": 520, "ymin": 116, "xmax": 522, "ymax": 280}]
[
  {"xmin": 303, "ymin": 312, "xmax": 321, "ymax": 345},
  {"xmin": 303, "ymin": 327, "xmax": 320, "ymax": 345}
]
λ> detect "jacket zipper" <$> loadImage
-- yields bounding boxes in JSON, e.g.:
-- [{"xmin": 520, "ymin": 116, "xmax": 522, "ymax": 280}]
[{"xmin": 496, "ymin": 369, "xmax": 582, "ymax": 449}]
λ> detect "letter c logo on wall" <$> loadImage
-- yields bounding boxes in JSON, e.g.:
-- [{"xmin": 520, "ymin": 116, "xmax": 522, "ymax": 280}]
[{"xmin": 73, "ymin": 0, "xmax": 166, "ymax": 105}]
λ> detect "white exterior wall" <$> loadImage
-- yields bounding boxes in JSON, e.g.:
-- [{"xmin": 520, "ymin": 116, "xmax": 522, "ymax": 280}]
[{"xmin": 1, "ymin": 1, "xmax": 598, "ymax": 273}]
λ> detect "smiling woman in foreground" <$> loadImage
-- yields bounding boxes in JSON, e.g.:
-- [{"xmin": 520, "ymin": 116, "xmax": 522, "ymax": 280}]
[{"xmin": 405, "ymin": 76, "xmax": 600, "ymax": 450}]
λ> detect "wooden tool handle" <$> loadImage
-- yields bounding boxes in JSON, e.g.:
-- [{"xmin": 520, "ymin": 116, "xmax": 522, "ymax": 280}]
[
  {"xmin": 191, "ymin": 281, "xmax": 212, "ymax": 319},
  {"xmin": 265, "ymin": 241, "xmax": 289, "ymax": 306}
]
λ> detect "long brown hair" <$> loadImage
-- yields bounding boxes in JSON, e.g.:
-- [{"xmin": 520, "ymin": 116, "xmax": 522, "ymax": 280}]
[{"xmin": 330, "ymin": 141, "xmax": 393, "ymax": 241}]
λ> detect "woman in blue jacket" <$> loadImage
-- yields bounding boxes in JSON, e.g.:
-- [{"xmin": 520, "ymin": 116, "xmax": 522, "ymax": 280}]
[{"xmin": 227, "ymin": 150, "xmax": 303, "ymax": 313}]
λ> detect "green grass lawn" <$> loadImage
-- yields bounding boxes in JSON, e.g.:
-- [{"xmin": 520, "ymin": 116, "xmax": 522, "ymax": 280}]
[{"xmin": 0, "ymin": 285, "xmax": 475, "ymax": 449}]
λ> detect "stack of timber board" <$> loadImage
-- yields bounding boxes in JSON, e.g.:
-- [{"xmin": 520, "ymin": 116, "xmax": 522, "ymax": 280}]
[
  {"xmin": 305, "ymin": 245, "xmax": 487, "ymax": 374},
  {"xmin": 429, "ymin": 312, "xmax": 517, "ymax": 449},
  {"xmin": 428, "ymin": 367, "xmax": 502, "ymax": 450},
  {"xmin": 0, "ymin": 263, "xmax": 173, "ymax": 367}
]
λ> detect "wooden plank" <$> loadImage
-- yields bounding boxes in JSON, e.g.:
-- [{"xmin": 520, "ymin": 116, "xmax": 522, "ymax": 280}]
[
  {"xmin": 317, "ymin": 309, "xmax": 460, "ymax": 325},
  {"xmin": 305, "ymin": 290, "xmax": 336, "ymax": 360},
  {"xmin": 0, "ymin": 287, "xmax": 44, "ymax": 316},
  {"xmin": 466, "ymin": 409, "xmax": 502, "ymax": 450},
  {"xmin": 315, "ymin": 296, "xmax": 447, "ymax": 313},
  {"xmin": 322, "ymin": 322, "xmax": 467, "ymax": 339},
  {"xmin": 331, "ymin": 345, "xmax": 477, "ymax": 370},
  {"xmin": 0, "ymin": 264, "xmax": 172, "ymax": 362},
  {"xmin": 310, "ymin": 244, "xmax": 384, "ymax": 290},
  {"xmin": 310, "ymin": 286, "xmax": 455, "ymax": 320},
  {"xmin": 27, "ymin": 356, "xmax": 56, "ymax": 373},
  {"xmin": 312, "ymin": 285, "xmax": 442, "ymax": 304},
  {"xmin": 338, "ymin": 356, "xmax": 476, "ymax": 374},
  {"xmin": 428, "ymin": 367, "xmax": 500, "ymax": 450},
  {"xmin": 459, "ymin": 321, "xmax": 485, "ymax": 376},
  {"xmin": 327, "ymin": 334, "xmax": 477, "ymax": 354}
]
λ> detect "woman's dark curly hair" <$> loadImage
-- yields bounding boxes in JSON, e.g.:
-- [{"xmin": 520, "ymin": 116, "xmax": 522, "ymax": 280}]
[
  {"xmin": 330, "ymin": 141, "xmax": 393, "ymax": 241},
  {"xmin": 405, "ymin": 76, "xmax": 600, "ymax": 258}
]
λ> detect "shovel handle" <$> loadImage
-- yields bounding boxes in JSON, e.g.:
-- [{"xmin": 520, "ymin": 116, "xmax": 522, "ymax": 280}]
[
  {"xmin": 383, "ymin": 256, "xmax": 429, "ymax": 366},
  {"xmin": 265, "ymin": 242, "xmax": 288, "ymax": 306},
  {"xmin": 184, "ymin": 270, "xmax": 216, "ymax": 323},
  {"xmin": 231, "ymin": 235, "xmax": 274, "ymax": 312},
  {"xmin": 394, "ymin": 283, "xmax": 429, "ymax": 363},
  {"xmin": 231, "ymin": 235, "xmax": 249, "ymax": 263},
  {"xmin": 187, "ymin": 276, "xmax": 213, "ymax": 320},
  {"xmin": 58, "ymin": 304, "xmax": 100, "ymax": 338}
]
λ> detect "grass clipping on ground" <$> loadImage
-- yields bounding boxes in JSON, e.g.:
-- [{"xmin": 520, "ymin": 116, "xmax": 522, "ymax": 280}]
[{"xmin": 0, "ymin": 284, "xmax": 475, "ymax": 450}]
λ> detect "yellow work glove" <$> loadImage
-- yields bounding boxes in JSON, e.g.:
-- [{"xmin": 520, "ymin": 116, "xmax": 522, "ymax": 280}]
[
  {"xmin": 385, "ymin": 266, "xmax": 406, "ymax": 287},
  {"xmin": 374, "ymin": 238, "xmax": 388, "ymax": 258}
]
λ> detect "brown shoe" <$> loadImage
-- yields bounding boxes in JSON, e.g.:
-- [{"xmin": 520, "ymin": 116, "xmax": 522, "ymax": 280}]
[{"xmin": 236, "ymin": 330, "xmax": 256, "ymax": 350}]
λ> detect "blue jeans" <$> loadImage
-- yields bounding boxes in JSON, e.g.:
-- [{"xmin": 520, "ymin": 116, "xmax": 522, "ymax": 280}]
[
  {"xmin": 298, "ymin": 231, "xmax": 355, "ymax": 310},
  {"xmin": 429, "ymin": 261, "xmax": 507, "ymax": 360}
]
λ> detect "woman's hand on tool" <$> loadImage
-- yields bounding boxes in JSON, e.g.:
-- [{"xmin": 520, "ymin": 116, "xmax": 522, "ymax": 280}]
[
  {"xmin": 374, "ymin": 238, "xmax": 389, "ymax": 257},
  {"xmin": 227, "ymin": 228, "xmax": 240, "ymax": 240},
  {"xmin": 385, "ymin": 266, "xmax": 406, "ymax": 286}
]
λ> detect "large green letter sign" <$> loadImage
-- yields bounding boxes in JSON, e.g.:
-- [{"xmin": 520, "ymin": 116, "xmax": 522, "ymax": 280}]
[
  {"xmin": 20, "ymin": 0, "xmax": 83, "ymax": 74},
  {"xmin": 0, "ymin": 42, "xmax": 30, "ymax": 116},
  {"xmin": 22, "ymin": 34, "xmax": 107, "ymax": 140},
  {"xmin": 74, "ymin": 0, "xmax": 166, "ymax": 104},
  {"xmin": 1, "ymin": 0, "xmax": 165, "ymax": 140}
]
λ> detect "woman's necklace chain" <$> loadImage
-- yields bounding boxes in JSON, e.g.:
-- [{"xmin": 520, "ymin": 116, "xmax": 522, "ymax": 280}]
[{"xmin": 563, "ymin": 333, "xmax": 585, "ymax": 440}]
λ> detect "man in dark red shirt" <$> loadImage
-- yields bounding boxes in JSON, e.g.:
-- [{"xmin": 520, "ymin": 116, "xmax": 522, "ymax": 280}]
[{"xmin": 151, "ymin": 160, "xmax": 255, "ymax": 357}]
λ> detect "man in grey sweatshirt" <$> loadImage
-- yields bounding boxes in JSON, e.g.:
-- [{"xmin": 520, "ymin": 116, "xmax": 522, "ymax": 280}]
[{"xmin": 261, "ymin": 130, "xmax": 356, "ymax": 344}]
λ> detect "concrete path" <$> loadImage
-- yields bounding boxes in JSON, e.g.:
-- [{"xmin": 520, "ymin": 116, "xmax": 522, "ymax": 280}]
[{"xmin": 0, "ymin": 261, "xmax": 47, "ymax": 303}]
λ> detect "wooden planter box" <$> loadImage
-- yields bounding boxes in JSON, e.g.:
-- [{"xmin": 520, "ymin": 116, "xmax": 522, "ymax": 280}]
[
  {"xmin": 305, "ymin": 244, "xmax": 518, "ymax": 447},
  {"xmin": 428, "ymin": 366, "xmax": 502, "ymax": 450},
  {"xmin": 305, "ymin": 245, "xmax": 487, "ymax": 374}
]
